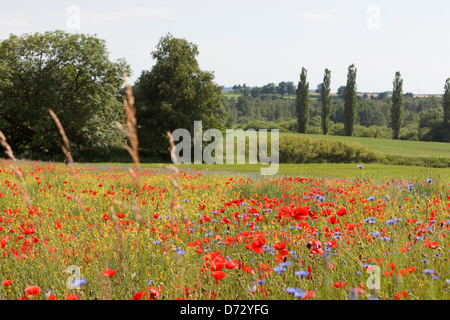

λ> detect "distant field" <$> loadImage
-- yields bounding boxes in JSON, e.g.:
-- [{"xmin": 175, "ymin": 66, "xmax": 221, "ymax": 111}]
[
  {"xmin": 286, "ymin": 133, "xmax": 450, "ymax": 159},
  {"xmin": 93, "ymin": 162, "xmax": 450, "ymax": 181}
]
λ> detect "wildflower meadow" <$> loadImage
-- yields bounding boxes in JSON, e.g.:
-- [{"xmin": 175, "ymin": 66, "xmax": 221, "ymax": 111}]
[{"xmin": 0, "ymin": 158, "xmax": 449, "ymax": 301}]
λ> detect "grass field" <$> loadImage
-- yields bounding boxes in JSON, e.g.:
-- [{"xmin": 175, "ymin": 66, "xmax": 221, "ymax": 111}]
[
  {"xmin": 291, "ymin": 133, "xmax": 450, "ymax": 159},
  {"xmin": 92, "ymin": 162, "xmax": 450, "ymax": 181}
]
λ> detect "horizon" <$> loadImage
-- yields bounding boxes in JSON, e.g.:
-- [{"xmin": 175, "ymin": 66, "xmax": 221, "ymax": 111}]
[{"xmin": 1, "ymin": 0, "xmax": 449, "ymax": 94}]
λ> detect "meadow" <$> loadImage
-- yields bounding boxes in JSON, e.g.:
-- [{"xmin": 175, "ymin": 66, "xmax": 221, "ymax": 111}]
[{"xmin": 0, "ymin": 158, "xmax": 449, "ymax": 300}]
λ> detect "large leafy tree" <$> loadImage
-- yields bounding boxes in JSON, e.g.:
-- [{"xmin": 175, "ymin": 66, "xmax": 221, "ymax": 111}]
[
  {"xmin": 343, "ymin": 64, "xmax": 357, "ymax": 136},
  {"xmin": 320, "ymin": 68, "xmax": 331, "ymax": 135},
  {"xmin": 391, "ymin": 71, "xmax": 404, "ymax": 139},
  {"xmin": 0, "ymin": 30, "xmax": 129, "ymax": 160},
  {"xmin": 133, "ymin": 33, "xmax": 225, "ymax": 160},
  {"xmin": 295, "ymin": 67, "xmax": 309, "ymax": 133}
]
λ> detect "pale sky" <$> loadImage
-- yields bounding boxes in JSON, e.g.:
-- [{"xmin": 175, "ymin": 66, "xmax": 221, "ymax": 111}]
[{"xmin": 1, "ymin": 0, "xmax": 449, "ymax": 94}]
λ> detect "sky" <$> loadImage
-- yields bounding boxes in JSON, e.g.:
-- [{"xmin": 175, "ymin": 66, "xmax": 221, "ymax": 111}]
[{"xmin": 1, "ymin": 0, "xmax": 449, "ymax": 94}]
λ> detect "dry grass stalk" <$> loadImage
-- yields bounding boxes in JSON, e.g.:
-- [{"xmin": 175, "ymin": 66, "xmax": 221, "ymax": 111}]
[
  {"xmin": 0, "ymin": 130, "xmax": 31, "ymax": 207},
  {"xmin": 115, "ymin": 74, "xmax": 145, "ymax": 226},
  {"xmin": 164, "ymin": 132, "xmax": 187, "ymax": 226},
  {"xmin": 48, "ymin": 109, "xmax": 84, "ymax": 212},
  {"xmin": 110, "ymin": 206, "xmax": 126, "ymax": 275},
  {"xmin": 97, "ymin": 272, "xmax": 112, "ymax": 300}
]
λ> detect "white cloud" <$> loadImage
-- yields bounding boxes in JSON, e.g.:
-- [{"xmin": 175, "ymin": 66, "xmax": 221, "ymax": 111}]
[
  {"xmin": 0, "ymin": 17, "xmax": 33, "ymax": 39},
  {"xmin": 300, "ymin": 12, "xmax": 335, "ymax": 22},
  {"xmin": 83, "ymin": 7, "xmax": 181, "ymax": 23}
]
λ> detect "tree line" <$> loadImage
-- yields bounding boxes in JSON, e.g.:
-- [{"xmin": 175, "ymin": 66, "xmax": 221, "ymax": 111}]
[
  {"xmin": 294, "ymin": 65, "xmax": 450, "ymax": 142},
  {"xmin": 0, "ymin": 31, "xmax": 448, "ymax": 163}
]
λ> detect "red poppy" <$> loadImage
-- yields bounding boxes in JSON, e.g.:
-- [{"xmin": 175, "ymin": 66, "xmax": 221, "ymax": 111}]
[
  {"xmin": 25, "ymin": 286, "xmax": 41, "ymax": 296},
  {"xmin": 273, "ymin": 242, "xmax": 286, "ymax": 250},
  {"xmin": 2, "ymin": 280, "xmax": 12, "ymax": 286},
  {"xmin": 333, "ymin": 281, "xmax": 346, "ymax": 288},
  {"xmin": 278, "ymin": 206, "xmax": 292, "ymax": 218},
  {"xmin": 47, "ymin": 295, "xmax": 57, "ymax": 300},
  {"xmin": 65, "ymin": 294, "xmax": 80, "ymax": 300},
  {"xmin": 211, "ymin": 271, "xmax": 226, "ymax": 281},
  {"xmin": 250, "ymin": 237, "xmax": 265, "ymax": 253},
  {"xmin": 146, "ymin": 287, "xmax": 160, "ymax": 300},
  {"xmin": 336, "ymin": 208, "xmax": 347, "ymax": 216},
  {"xmin": 225, "ymin": 260, "xmax": 239, "ymax": 269},
  {"xmin": 327, "ymin": 216, "xmax": 340, "ymax": 224},
  {"xmin": 302, "ymin": 291, "xmax": 315, "ymax": 300},
  {"xmin": 394, "ymin": 291, "xmax": 408, "ymax": 300},
  {"xmin": 132, "ymin": 291, "xmax": 146, "ymax": 300},
  {"xmin": 102, "ymin": 269, "xmax": 117, "ymax": 277}
]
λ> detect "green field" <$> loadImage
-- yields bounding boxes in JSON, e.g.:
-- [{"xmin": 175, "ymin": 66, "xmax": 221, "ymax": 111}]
[
  {"xmin": 91, "ymin": 162, "xmax": 450, "ymax": 181},
  {"xmin": 289, "ymin": 133, "xmax": 450, "ymax": 158}
]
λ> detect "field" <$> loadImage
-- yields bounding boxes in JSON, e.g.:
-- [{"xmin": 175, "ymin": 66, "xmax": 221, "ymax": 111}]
[
  {"xmin": 293, "ymin": 133, "xmax": 450, "ymax": 159},
  {"xmin": 0, "ymin": 159, "xmax": 449, "ymax": 300}
]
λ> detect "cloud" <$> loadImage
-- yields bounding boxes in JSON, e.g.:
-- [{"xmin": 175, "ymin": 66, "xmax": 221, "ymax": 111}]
[
  {"xmin": 300, "ymin": 12, "xmax": 335, "ymax": 22},
  {"xmin": 83, "ymin": 7, "xmax": 181, "ymax": 23},
  {"xmin": 0, "ymin": 17, "xmax": 33, "ymax": 39}
]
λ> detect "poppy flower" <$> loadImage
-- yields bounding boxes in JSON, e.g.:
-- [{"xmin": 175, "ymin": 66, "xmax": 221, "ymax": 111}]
[
  {"xmin": 250, "ymin": 237, "xmax": 265, "ymax": 253},
  {"xmin": 273, "ymin": 242, "xmax": 286, "ymax": 250},
  {"xmin": 278, "ymin": 206, "xmax": 292, "ymax": 218},
  {"xmin": 25, "ymin": 286, "xmax": 41, "ymax": 297},
  {"xmin": 225, "ymin": 260, "xmax": 239, "ymax": 269},
  {"xmin": 335, "ymin": 208, "xmax": 347, "ymax": 217},
  {"xmin": 146, "ymin": 287, "xmax": 159, "ymax": 300},
  {"xmin": 2, "ymin": 280, "xmax": 12, "ymax": 286},
  {"xmin": 394, "ymin": 291, "xmax": 408, "ymax": 300},
  {"xmin": 65, "ymin": 294, "xmax": 80, "ymax": 300},
  {"xmin": 211, "ymin": 271, "xmax": 226, "ymax": 282},
  {"xmin": 102, "ymin": 269, "xmax": 117, "ymax": 277},
  {"xmin": 47, "ymin": 295, "xmax": 57, "ymax": 300},
  {"xmin": 327, "ymin": 216, "xmax": 340, "ymax": 224},
  {"xmin": 132, "ymin": 291, "xmax": 146, "ymax": 300},
  {"xmin": 302, "ymin": 291, "xmax": 315, "ymax": 300},
  {"xmin": 333, "ymin": 281, "xmax": 346, "ymax": 288}
]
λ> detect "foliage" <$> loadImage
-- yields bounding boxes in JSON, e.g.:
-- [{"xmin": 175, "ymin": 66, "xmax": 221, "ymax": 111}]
[
  {"xmin": 295, "ymin": 68, "xmax": 309, "ymax": 133},
  {"xmin": 133, "ymin": 33, "xmax": 226, "ymax": 160},
  {"xmin": 320, "ymin": 68, "xmax": 331, "ymax": 135},
  {"xmin": 343, "ymin": 64, "xmax": 357, "ymax": 136},
  {"xmin": 391, "ymin": 71, "xmax": 404, "ymax": 139},
  {"xmin": 0, "ymin": 30, "xmax": 129, "ymax": 160}
]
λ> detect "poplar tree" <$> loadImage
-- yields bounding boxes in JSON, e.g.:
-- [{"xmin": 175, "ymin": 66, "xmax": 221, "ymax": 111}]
[
  {"xmin": 444, "ymin": 78, "xmax": 450, "ymax": 142},
  {"xmin": 296, "ymin": 67, "xmax": 309, "ymax": 133},
  {"xmin": 321, "ymin": 68, "xmax": 331, "ymax": 135},
  {"xmin": 344, "ymin": 64, "xmax": 357, "ymax": 136},
  {"xmin": 391, "ymin": 71, "xmax": 404, "ymax": 139}
]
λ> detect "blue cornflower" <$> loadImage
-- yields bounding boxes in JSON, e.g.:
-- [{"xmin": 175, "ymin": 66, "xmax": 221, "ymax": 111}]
[
  {"xmin": 357, "ymin": 165, "xmax": 364, "ymax": 169},
  {"xmin": 368, "ymin": 196, "xmax": 376, "ymax": 201},
  {"xmin": 371, "ymin": 232, "xmax": 381, "ymax": 237},
  {"xmin": 273, "ymin": 266, "xmax": 286, "ymax": 275},
  {"xmin": 424, "ymin": 269, "xmax": 435, "ymax": 274},
  {"xmin": 294, "ymin": 290, "xmax": 306, "ymax": 299},
  {"xmin": 426, "ymin": 178, "xmax": 433, "ymax": 183},
  {"xmin": 279, "ymin": 261, "xmax": 292, "ymax": 267},
  {"xmin": 71, "ymin": 277, "xmax": 87, "ymax": 287},
  {"xmin": 295, "ymin": 270, "xmax": 310, "ymax": 277}
]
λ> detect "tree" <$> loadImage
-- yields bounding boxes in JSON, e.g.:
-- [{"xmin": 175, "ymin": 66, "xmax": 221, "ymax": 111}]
[
  {"xmin": 444, "ymin": 78, "xmax": 450, "ymax": 142},
  {"xmin": 262, "ymin": 83, "xmax": 276, "ymax": 95},
  {"xmin": 286, "ymin": 82, "xmax": 295, "ymax": 99},
  {"xmin": 337, "ymin": 85, "xmax": 346, "ymax": 99},
  {"xmin": 276, "ymin": 81, "xmax": 287, "ymax": 98},
  {"xmin": 295, "ymin": 67, "xmax": 309, "ymax": 133},
  {"xmin": 321, "ymin": 68, "xmax": 331, "ymax": 135},
  {"xmin": 343, "ymin": 64, "xmax": 357, "ymax": 136},
  {"xmin": 133, "ymin": 33, "xmax": 225, "ymax": 160},
  {"xmin": 0, "ymin": 30, "xmax": 129, "ymax": 160},
  {"xmin": 391, "ymin": 71, "xmax": 404, "ymax": 139}
]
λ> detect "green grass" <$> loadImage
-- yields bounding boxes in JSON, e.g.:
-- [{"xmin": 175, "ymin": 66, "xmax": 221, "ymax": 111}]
[
  {"xmin": 90, "ymin": 162, "xmax": 450, "ymax": 181},
  {"xmin": 285, "ymin": 133, "xmax": 450, "ymax": 158}
]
